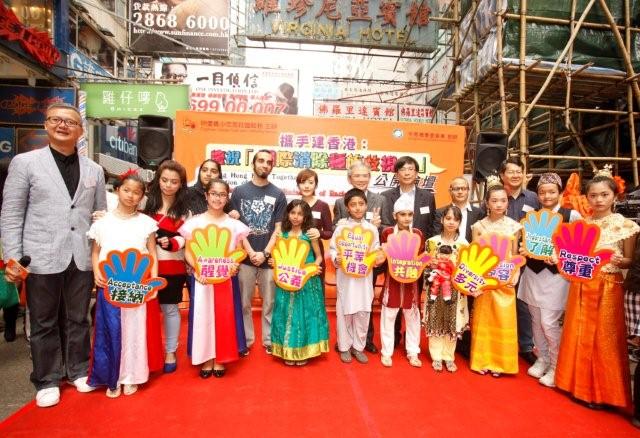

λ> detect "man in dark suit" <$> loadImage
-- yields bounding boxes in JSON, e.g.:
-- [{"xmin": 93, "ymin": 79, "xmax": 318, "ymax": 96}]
[
  {"xmin": 433, "ymin": 176, "xmax": 483, "ymax": 358},
  {"xmin": 381, "ymin": 156, "xmax": 437, "ymax": 347},
  {"xmin": 333, "ymin": 161, "xmax": 387, "ymax": 354},
  {"xmin": 433, "ymin": 177, "xmax": 483, "ymax": 242}
]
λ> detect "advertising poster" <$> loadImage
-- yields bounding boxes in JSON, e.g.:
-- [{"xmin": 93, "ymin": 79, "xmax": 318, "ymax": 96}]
[
  {"xmin": 100, "ymin": 123, "xmax": 138, "ymax": 164},
  {"xmin": 129, "ymin": 0, "xmax": 229, "ymax": 56},
  {"xmin": 314, "ymin": 100, "xmax": 434, "ymax": 123},
  {"xmin": 0, "ymin": 85, "xmax": 75, "ymax": 125},
  {"xmin": 16, "ymin": 128, "xmax": 48, "ymax": 154},
  {"xmin": 154, "ymin": 62, "xmax": 299, "ymax": 115},
  {"xmin": 174, "ymin": 111, "xmax": 465, "ymax": 209}
]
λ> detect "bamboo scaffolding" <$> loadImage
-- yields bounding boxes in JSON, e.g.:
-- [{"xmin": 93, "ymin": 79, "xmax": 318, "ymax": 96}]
[{"xmin": 441, "ymin": 0, "xmax": 640, "ymax": 185}]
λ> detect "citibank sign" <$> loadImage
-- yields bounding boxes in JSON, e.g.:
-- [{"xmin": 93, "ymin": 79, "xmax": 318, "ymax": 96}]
[{"xmin": 101, "ymin": 125, "xmax": 137, "ymax": 164}]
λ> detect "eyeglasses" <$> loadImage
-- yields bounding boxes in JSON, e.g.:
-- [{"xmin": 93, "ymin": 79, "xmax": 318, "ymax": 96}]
[
  {"xmin": 207, "ymin": 192, "xmax": 227, "ymax": 198},
  {"xmin": 165, "ymin": 74, "xmax": 187, "ymax": 80},
  {"xmin": 450, "ymin": 187, "xmax": 469, "ymax": 192},
  {"xmin": 46, "ymin": 116, "xmax": 81, "ymax": 127}
]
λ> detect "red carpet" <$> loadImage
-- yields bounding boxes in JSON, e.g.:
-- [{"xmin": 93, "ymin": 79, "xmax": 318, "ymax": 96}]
[{"xmin": 1, "ymin": 311, "xmax": 637, "ymax": 437}]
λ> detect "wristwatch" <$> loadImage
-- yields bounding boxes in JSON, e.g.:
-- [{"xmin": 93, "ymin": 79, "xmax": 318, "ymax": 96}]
[{"xmin": 264, "ymin": 251, "xmax": 271, "ymax": 260}]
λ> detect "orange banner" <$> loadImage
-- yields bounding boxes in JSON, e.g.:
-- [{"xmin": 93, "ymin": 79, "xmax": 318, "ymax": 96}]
[{"xmin": 174, "ymin": 111, "xmax": 465, "ymax": 207}]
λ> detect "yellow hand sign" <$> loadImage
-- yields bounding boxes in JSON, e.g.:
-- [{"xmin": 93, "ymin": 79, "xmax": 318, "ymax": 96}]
[
  {"xmin": 272, "ymin": 236, "xmax": 319, "ymax": 291},
  {"xmin": 186, "ymin": 224, "xmax": 247, "ymax": 284},
  {"xmin": 452, "ymin": 242, "xmax": 500, "ymax": 296},
  {"xmin": 335, "ymin": 224, "xmax": 381, "ymax": 278}
]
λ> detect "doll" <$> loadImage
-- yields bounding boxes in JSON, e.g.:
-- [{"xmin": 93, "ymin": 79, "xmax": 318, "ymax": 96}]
[{"xmin": 428, "ymin": 245, "xmax": 456, "ymax": 303}]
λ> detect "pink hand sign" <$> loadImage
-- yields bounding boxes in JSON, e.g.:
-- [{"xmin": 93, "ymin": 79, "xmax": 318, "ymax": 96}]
[
  {"xmin": 382, "ymin": 230, "xmax": 431, "ymax": 283},
  {"xmin": 477, "ymin": 233, "xmax": 525, "ymax": 284},
  {"xmin": 552, "ymin": 220, "xmax": 613, "ymax": 282}
]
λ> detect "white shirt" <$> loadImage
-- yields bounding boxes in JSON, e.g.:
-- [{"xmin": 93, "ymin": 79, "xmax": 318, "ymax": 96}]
[{"xmin": 455, "ymin": 202, "xmax": 473, "ymax": 237}]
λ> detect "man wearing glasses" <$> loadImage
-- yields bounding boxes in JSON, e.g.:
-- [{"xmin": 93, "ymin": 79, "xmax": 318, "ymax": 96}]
[
  {"xmin": 499, "ymin": 157, "xmax": 540, "ymax": 366},
  {"xmin": 1, "ymin": 103, "xmax": 106, "ymax": 407},
  {"xmin": 160, "ymin": 62, "xmax": 188, "ymax": 83},
  {"xmin": 434, "ymin": 177, "xmax": 483, "ymax": 243}
]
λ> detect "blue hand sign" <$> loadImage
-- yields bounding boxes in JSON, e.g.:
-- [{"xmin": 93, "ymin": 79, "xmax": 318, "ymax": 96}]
[
  {"xmin": 521, "ymin": 209, "xmax": 563, "ymax": 260},
  {"xmin": 99, "ymin": 249, "xmax": 167, "ymax": 308}
]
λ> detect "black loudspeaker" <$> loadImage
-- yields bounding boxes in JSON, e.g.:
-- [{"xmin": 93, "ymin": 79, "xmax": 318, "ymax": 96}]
[
  {"xmin": 472, "ymin": 132, "xmax": 508, "ymax": 181},
  {"xmin": 137, "ymin": 115, "xmax": 173, "ymax": 170}
]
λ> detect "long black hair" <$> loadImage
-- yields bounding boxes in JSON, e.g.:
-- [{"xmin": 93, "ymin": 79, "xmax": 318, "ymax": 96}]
[
  {"xmin": 281, "ymin": 199, "xmax": 313, "ymax": 233},
  {"xmin": 143, "ymin": 160, "xmax": 190, "ymax": 218}
]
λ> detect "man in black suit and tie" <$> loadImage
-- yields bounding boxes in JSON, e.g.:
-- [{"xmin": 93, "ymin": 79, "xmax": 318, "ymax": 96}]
[
  {"xmin": 433, "ymin": 176, "xmax": 483, "ymax": 358},
  {"xmin": 433, "ymin": 177, "xmax": 483, "ymax": 242},
  {"xmin": 381, "ymin": 156, "xmax": 437, "ymax": 346}
]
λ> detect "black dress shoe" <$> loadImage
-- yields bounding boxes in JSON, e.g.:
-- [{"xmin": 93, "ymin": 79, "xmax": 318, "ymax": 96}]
[
  {"xmin": 364, "ymin": 343, "xmax": 378, "ymax": 354},
  {"xmin": 213, "ymin": 369, "xmax": 226, "ymax": 378},
  {"xmin": 519, "ymin": 351, "xmax": 537, "ymax": 365},
  {"xmin": 4, "ymin": 325, "xmax": 16, "ymax": 342},
  {"xmin": 199, "ymin": 369, "xmax": 213, "ymax": 379}
]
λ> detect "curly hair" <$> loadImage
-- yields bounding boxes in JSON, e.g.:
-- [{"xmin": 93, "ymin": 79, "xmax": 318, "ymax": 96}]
[{"xmin": 281, "ymin": 199, "xmax": 314, "ymax": 233}]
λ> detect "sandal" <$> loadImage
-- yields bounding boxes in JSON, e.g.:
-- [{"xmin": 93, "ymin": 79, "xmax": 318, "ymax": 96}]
[
  {"xmin": 408, "ymin": 356, "xmax": 423, "ymax": 368},
  {"xmin": 284, "ymin": 360, "xmax": 296, "ymax": 366},
  {"xmin": 445, "ymin": 361, "xmax": 457, "ymax": 372},
  {"xmin": 123, "ymin": 384, "xmax": 138, "ymax": 395},
  {"xmin": 432, "ymin": 360, "xmax": 443, "ymax": 372},
  {"xmin": 477, "ymin": 369, "xmax": 488, "ymax": 376},
  {"xmin": 491, "ymin": 372, "xmax": 501, "ymax": 378},
  {"xmin": 106, "ymin": 386, "xmax": 121, "ymax": 398},
  {"xmin": 296, "ymin": 360, "xmax": 308, "ymax": 366}
]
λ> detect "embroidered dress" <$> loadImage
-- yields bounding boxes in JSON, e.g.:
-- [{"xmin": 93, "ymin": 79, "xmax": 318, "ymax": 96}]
[
  {"xmin": 271, "ymin": 232, "xmax": 329, "ymax": 360},
  {"xmin": 87, "ymin": 212, "xmax": 162, "ymax": 390},
  {"xmin": 556, "ymin": 213, "xmax": 639, "ymax": 409},
  {"xmin": 179, "ymin": 214, "xmax": 250, "ymax": 365},
  {"xmin": 423, "ymin": 235, "xmax": 469, "ymax": 337},
  {"xmin": 470, "ymin": 216, "xmax": 522, "ymax": 374}
]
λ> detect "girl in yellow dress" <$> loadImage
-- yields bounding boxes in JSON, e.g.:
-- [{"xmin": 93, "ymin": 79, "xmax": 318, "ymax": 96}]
[{"xmin": 470, "ymin": 177, "xmax": 522, "ymax": 377}]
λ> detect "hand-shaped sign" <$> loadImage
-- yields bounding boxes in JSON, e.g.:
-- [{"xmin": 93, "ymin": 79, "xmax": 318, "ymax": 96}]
[
  {"xmin": 521, "ymin": 209, "xmax": 563, "ymax": 260},
  {"xmin": 382, "ymin": 230, "xmax": 431, "ymax": 283},
  {"xmin": 452, "ymin": 243, "xmax": 500, "ymax": 296},
  {"xmin": 552, "ymin": 220, "xmax": 613, "ymax": 282},
  {"xmin": 186, "ymin": 225, "xmax": 247, "ymax": 284},
  {"xmin": 272, "ymin": 236, "xmax": 319, "ymax": 291},
  {"xmin": 335, "ymin": 224, "xmax": 382, "ymax": 278},
  {"xmin": 99, "ymin": 249, "xmax": 167, "ymax": 308},
  {"xmin": 477, "ymin": 233, "xmax": 526, "ymax": 284}
]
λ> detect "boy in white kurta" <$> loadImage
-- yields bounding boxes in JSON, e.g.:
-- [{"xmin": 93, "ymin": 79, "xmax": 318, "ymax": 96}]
[{"xmin": 330, "ymin": 188, "xmax": 384, "ymax": 364}]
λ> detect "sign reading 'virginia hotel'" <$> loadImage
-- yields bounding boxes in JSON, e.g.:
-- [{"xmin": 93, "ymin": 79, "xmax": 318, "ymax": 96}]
[{"xmin": 246, "ymin": 0, "xmax": 439, "ymax": 52}]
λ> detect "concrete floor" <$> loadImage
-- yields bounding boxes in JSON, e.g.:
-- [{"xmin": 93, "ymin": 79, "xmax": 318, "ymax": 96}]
[{"xmin": 0, "ymin": 315, "xmax": 34, "ymax": 421}]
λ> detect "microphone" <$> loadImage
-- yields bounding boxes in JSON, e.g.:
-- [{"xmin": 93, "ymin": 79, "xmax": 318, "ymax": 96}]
[{"xmin": 18, "ymin": 255, "xmax": 31, "ymax": 268}]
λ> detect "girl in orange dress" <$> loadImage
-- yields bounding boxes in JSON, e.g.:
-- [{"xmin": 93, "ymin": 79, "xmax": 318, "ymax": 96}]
[{"xmin": 556, "ymin": 172, "xmax": 639, "ymax": 410}]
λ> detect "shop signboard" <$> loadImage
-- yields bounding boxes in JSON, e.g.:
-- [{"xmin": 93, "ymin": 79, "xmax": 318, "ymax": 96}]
[
  {"xmin": 80, "ymin": 83, "xmax": 190, "ymax": 119},
  {"xmin": 68, "ymin": 46, "xmax": 114, "ymax": 80},
  {"xmin": 154, "ymin": 62, "xmax": 299, "ymax": 114},
  {"xmin": 129, "ymin": 0, "xmax": 230, "ymax": 56},
  {"xmin": 0, "ymin": 128, "xmax": 15, "ymax": 159},
  {"xmin": 246, "ymin": 0, "xmax": 439, "ymax": 52},
  {"xmin": 0, "ymin": 85, "xmax": 75, "ymax": 125}
]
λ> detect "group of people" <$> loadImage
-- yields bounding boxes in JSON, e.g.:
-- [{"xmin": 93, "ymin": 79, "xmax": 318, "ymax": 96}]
[{"xmin": 1, "ymin": 104, "xmax": 640, "ymax": 428}]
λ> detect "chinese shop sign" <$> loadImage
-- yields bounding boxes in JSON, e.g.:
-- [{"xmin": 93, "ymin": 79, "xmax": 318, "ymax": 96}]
[
  {"xmin": 186, "ymin": 225, "xmax": 248, "ymax": 285},
  {"xmin": 452, "ymin": 242, "xmax": 500, "ymax": 296},
  {"xmin": 552, "ymin": 220, "xmax": 613, "ymax": 282},
  {"xmin": 314, "ymin": 100, "xmax": 435, "ymax": 123},
  {"xmin": 0, "ymin": 3, "xmax": 60, "ymax": 68},
  {"xmin": 129, "ymin": 0, "xmax": 230, "ymax": 55},
  {"xmin": 154, "ymin": 62, "xmax": 299, "ymax": 114},
  {"xmin": 174, "ymin": 111, "xmax": 465, "ymax": 208},
  {"xmin": 521, "ymin": 209, "xmax": 563, "ymax": 260},
  {"xmin": 99, "ymin": 249, "xmax": 167, "ymax": 308},
  {"xmin": 247, "ymin": 0, "xmax": 439, "ymax": 52},
  {"xmin": 272, "ymin": 236, "xmax": 319, "ymax": 291},
  {"xmin": 382, "ymin": 230, "xmax": 431, "ymax": 283},
  {"xmin": 477, "ymin": 234, "xmax": 525, "ymax": 284},
  {"xmin": 334, "ymin": 224, "xmax": 381, "ymax": 278},
  {"xmin": 80, "ymin": 83, "xmax": 190, "ymax": 119},
  {"xmin": 0, "ymin": 85, "xmax": 75, "ymax": 125}
]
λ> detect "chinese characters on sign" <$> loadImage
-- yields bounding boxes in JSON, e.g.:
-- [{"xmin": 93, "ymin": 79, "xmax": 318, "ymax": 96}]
[
  {"xmin": 197, "ymin": 256, "xmax": 238, "ymax": 283},
  {"xmin": 553, "ymin": 221, "xmax": 613, "ymax": 283},
  {"xmin": 80, "ymin": 83, "xmax": 190, "ymax": 119},
  {"xmin": 130, "ymin": 0, "xmax": 230, "ymax": 55},
  {"xmin": 314, "ymin": 100, "xmax": 435, "ymax": 123},
  {"xmin": 521, "ymin": 209, "xmax": 563, "ymax": 260},
  {"xmin": 382, "ymin": 230, "xmax": 431, "ymax": 283},
  {"xmin": 335, "ymin": 225, "xmax": 380, "ymax": 278},
  {"xmin": 272, "ymin": 236, "xmax": 320, "ymax": 291},
  {"xmin": 186, "ymin": 225, "xmax": 248, "ymax": 285},
  {"xmin": 247, "ymin": 0, "xmax": 438, "ymax": 52},
  {"xmin": 154, "ymin": 63, "xmax": 299, "ymax": 115}
]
